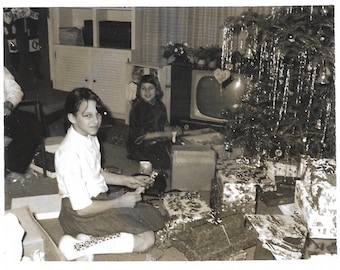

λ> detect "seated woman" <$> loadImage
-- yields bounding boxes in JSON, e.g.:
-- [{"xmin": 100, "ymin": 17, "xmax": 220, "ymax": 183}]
[
  {"xmin": 56, "ymin": 87, "xmax": 165, "ymax": 260},
  {"xmin": 126, "ymin": 74, "xmax": 181, "ymax": 170},
  {"xmin": 4, "ymin": 66, "xmax": 43, "ymax": 183}
]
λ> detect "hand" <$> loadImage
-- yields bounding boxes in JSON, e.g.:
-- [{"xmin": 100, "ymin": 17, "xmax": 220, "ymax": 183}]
[
  {"xmin": 4, "ymin": 136, "xmax": 13, "ymax": 147},
  {"xmin": 124, "ymin": 175, "xmax": 149, "ymax": 189},
  {"xmin": 118, "ymin": 191, "xmax": 142, "ymax": 208},
  {"xmin": 165, "ymin": 125, "xmax": 183, "ymax": 136},
  {"xmin": 4, "ymin": 101, "xmax": 13, "ymax": 117}
]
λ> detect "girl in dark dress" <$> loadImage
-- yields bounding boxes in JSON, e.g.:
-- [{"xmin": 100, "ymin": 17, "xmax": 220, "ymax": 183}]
[{"xmin": 127, "ymin": 74, "xmax": 181, "ymax": 170}]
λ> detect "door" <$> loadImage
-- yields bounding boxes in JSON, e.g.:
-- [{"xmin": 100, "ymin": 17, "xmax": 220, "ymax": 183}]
[{"xmin": 53, "ymin": 45, "xmax": 91, "ymax": 91}]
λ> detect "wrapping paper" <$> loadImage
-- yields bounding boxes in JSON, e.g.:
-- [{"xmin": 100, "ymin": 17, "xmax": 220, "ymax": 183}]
[
  {"xmin": 217, "ymin": 158, "xmax": 275, "ymax": 192},
  {"xmin": 300, "ymin": 156, "xmax": 336, "ymax": 186},
  {"xmin": 295, "ymin": 180, "xmax": 337, "ymax": 239},
  {"xmin": 294, "ymin": 156, "xmax": 336, "ymax": 239},
  {"xmin": 162, "ymin": 191, "xmax": 211, "ymax": 224},
  {"xmin": 246, "ymin": 214, "xmax": 307, "ymax": 260},
  {"xmin": 216, "ymin": 170, "xmax": 257, "ymax": 215},
  {"xmin": 265, "ymin": 160, "xmax": 300, "ymax": 183},
  {"xmin": 160, "ymin": 191, "xmax": 257, "ymax": 260}
]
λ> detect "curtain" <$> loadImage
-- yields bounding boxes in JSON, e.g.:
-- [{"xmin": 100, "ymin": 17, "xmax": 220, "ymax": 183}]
[{"xmin": 140, "ymin": 6, "xmax": 272, "ymax": 64}]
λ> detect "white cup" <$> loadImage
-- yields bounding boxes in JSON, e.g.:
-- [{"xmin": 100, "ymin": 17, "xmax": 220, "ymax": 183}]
[{"xmin": 139, "ymin": 161, "xmax": 152, "ymax": 175}]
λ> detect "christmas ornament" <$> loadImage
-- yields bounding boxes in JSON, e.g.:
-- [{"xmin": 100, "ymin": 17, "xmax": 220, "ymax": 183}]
[
  {"xmin": 221, "ymin": 74, "xmax": 248, "ymax": 109},
  {"xmin": 213, "ymin": 68, "xmax": 231, "ymax": 84}
]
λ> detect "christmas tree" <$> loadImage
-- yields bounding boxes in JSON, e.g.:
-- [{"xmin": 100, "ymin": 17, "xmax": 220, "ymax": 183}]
[{"xmin": 221, "ymin": 6, "xmax": 335, "ymax": 160}]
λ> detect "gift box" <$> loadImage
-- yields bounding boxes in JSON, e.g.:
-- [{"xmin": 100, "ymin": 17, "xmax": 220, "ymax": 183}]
[
  {"xmin": 265, "ymin": 160, "xmax": 301, "ymax": 184},
  {"xmin": 162, "ymin": 191, "xmax": 211, "ymax": 225},
  {"xmin": 294, "ymin": 180, "xmax": 337, "ymax": 239},
  {"xmin": 300, "ymin": 156, "xmax": 336, "ymax": 186},
  {"xmin": 216, "ymin": 169, "xmax": 257, "ymax": 215},
  {"xmin": 160, "ymin": 191, "xmax": 257, "ymax": 260},
  {"xmin": 217, "ymin": 158, "xmax": 275, "ymax": 192},
  {"xmin": 294, "ymin": 156, "xmax": 337, "ymax": 239},
  {"xmin": 6, "ymin": 207, "xmax": 66, "ymax": 261},
  {"xmin": 171, "ymin": 145, "xmax": 216, "ymax": 191},
  {"xmin": 246, "ymin": 214, "xmax": 308, "ymax": 260},
  {"xmin": 170, "ymin": 212, "xmax": 258, "ymax": 260}
]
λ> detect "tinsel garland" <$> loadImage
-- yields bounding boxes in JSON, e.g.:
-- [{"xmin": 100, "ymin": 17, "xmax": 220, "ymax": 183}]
[{"xmin": 220, "ymin": 6, "xmax": 335, "ymax": 160}]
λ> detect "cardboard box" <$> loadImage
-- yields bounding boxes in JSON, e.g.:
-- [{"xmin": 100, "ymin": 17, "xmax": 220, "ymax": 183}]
[
  {"xmin": 171, "ymin": 145, "xmax": 216, "ymax": 191},
  {"xmin": 6, "ymin": 207, "xmax": 66, "ymax": 261},
  {"xmin": 11, "ymin": 194, "xmax": 62, "ymax": 220}
]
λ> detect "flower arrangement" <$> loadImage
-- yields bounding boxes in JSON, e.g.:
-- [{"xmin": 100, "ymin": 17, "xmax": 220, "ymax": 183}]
[{"xmin": 162, "ymin": 41, "xmax": 192, "ymax": 64}]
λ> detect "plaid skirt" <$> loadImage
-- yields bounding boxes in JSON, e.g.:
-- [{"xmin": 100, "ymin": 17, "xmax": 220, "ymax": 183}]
[{"xmin": 58, "ymin": 191, "xmax": 165, "ymax": 237}]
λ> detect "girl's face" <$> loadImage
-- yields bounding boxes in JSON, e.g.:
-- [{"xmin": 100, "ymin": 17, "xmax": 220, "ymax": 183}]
[
  {"xmin": 68, "ymin": 99, "xmax": 102, "ymax": 136},
  {"xmin": 140, "ymin": 82, "xmax": 156, "ymax": 104}
]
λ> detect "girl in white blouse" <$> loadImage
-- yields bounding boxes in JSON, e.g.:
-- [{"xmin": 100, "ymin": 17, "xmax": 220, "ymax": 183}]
[{"xmin": 56, "ymin": 87, "xmax": 165, "ymax": 260}]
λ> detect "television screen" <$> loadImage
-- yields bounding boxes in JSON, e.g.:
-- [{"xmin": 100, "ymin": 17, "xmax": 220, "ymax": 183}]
[
  {"xmin": 191, "ymin": 70, "xmax": 247, "ymax": 123},
  {"xmin": 196, "ymin": 75, "xmax": 226, "ymax": 119}
]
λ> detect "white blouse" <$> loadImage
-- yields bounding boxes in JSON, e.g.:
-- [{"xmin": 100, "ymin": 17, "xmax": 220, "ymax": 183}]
[{"xmin": 55, "ymin": 126, "xmax": 108, "ymax": 210}]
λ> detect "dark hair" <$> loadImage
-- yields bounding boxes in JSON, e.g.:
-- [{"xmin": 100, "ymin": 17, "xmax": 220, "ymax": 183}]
[
  {"xmin": 63, "ymin": 88, "xmax": 107, "ymax": 130},
  {"xmin": 136, "ymin": 74, "xmax": 163, "ymax": 100}
]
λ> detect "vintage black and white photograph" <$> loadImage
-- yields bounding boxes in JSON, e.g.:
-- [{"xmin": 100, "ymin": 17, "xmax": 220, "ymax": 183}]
[{"xmin": 2, "ymin": 1, "xmax": 337, "ymax": 268}]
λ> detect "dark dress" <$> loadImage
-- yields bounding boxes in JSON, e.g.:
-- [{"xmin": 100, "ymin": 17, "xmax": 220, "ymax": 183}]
[
  {"xmin": 59, "ymin": 190, "xmax": 165, "ymax": 237},
  {"xmin": 126, "ymin": 99, "xmax": 171, "ymax": 170},
  {"xmin": 4, "ymin": 109, "xmax": 43, "ymax": 174}
]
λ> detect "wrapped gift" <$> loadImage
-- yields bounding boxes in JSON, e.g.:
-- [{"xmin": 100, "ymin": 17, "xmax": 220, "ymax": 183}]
[
  {"xmin": 265, "ymin": 160, "xmax": 301, "ymax": 183},
  {"xmin": 294, "ymin": 156, "xmax": 336, "ymax": 239},
  {"xmin": 216, "ymin": 169, "xmax": 257, "ymax": 215},
  {"xmin": 300, "ymin": 156, "xmax": 336, "ymax": 186},
  {"xmin": 162, "ymin": 191, "xmax": 211, "ymax": 225},
  {"xmin": 295, "ymin": 180, "xmax": 337, "ymax": 239},
  {"xmin": 217, "ymin": 158, "xmax": 276, "ymax": 192},
  {"xmin": 160, "ymin": 191, "xmax": 257, "ymax": 260},
  {"xmin": 170, "ymin": 212, "xmax": 257, "ymax": 260},
  {"xmin": 246, "ymin": 214, "xmax": 308, "ymax": 260}
]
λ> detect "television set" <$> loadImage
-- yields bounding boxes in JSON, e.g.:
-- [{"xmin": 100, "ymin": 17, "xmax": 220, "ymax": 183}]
[{"xmin": 190, "ymin": 70, "xmax": 248, "ymax": 124}]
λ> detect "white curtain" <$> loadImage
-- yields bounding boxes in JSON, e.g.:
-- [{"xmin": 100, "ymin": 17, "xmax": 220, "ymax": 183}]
[{"xmin": 140, "ymin": 6, "xmax": 272, "ymax": 64}]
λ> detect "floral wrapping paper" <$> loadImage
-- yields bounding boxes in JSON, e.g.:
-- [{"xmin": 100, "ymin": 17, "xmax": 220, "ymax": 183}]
[
  {"xmin": 216, "ymin": 170, "xmax": 257, "ymax": 215},
  {"xmin": 294, "ymin": 156, "xmax": 337, "ymax": 239},
  {"xmin": 217, "ymin": 158, "xmax": 276, "ymax": 192},
  {"xmin": 159, "ymin": 191, "xmax": 258, "ymax": 260},
  {"xmin": 265, "ymin": 160, "xmax": 301, "ymax": 183},
  {"xmin": 246, "ymin": 214, "xmax": 308, "ymax": 260},
  {"xmin": 162, "ymin": 191, "xmax": 211, "ymax": 224},
  {"xmin": 300, "ymin": 156, "xmax": 336, "ymax": 186},
  {"xmin": 295, "ymin": 180, "xmax": 337, "ymax": 239}
]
